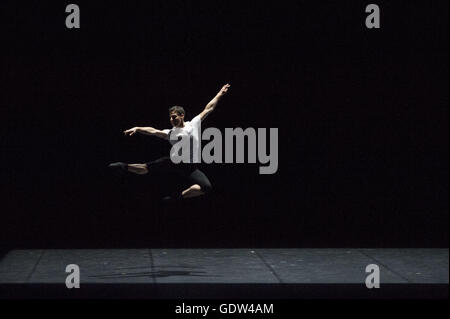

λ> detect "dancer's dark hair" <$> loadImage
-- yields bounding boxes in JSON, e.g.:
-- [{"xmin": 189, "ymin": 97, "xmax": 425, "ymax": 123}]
[{"xmin": 169, "ymin": 106, "xmax": 185, "ymax": 116}]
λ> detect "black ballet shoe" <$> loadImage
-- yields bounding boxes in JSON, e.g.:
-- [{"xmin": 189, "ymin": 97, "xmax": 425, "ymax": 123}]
[{"xmin": 161, "ymin": 195, "xmax": 182, "ymax": 203}]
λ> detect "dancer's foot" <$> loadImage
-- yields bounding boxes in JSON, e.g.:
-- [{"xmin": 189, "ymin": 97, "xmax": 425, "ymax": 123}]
[{"xmin": 108, "ymin": 162, "xmax": 128, "ymax": 175}]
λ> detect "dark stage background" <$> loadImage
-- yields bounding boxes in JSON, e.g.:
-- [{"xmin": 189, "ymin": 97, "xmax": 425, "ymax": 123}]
[{"xmin": 0, "ymin": 1, "xmax": 448, "ymax": 249}]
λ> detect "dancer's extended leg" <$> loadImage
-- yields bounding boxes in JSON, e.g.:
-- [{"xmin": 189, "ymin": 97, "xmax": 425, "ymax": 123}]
[{"xmin": 110, "ymin": 158, "xmax": 213, "ymax": 201}]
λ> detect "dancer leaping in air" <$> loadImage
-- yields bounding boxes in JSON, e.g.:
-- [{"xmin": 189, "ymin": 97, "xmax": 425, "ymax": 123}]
[{"xmin": 109, "ymin": 84, "xmax": 230, "ymax": 201}]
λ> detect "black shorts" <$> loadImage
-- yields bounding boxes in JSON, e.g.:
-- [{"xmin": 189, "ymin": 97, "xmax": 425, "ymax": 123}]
[{"xmin": 145, "ymin": 156, "xmax": 212, "ymax": 193}]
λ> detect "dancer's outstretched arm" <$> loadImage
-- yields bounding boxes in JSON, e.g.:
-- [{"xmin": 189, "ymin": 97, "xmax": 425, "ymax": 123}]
[
  {"xmin": 198, "ymin": 84, "xmax": 230, "ymax": 121},
  {"xmin": 124, "ymin": 126, "xmax": 168, "ymax": 139}
]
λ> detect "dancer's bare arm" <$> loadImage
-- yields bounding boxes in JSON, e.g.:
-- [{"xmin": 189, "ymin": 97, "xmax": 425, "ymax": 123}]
[
  {"xmin": 198, "ymin": 84, "xmax": 230, "ymax": 121},
  {"xmin": 124, "ymin": 127, "xmax": 168, "ymax": 139}
]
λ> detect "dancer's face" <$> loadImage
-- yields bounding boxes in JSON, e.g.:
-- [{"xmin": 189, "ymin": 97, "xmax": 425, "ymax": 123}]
[{"xmin": 170, "ymin": 111, "xmax": 184, "ymax": 128}]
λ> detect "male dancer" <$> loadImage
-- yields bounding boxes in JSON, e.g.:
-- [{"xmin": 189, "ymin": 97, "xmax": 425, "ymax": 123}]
[{"xmin": 109, "ymin": 84, "xmax": 230, "ymax": 201}]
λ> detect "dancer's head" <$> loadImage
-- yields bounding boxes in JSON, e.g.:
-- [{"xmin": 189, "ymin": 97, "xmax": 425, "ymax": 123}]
[{"xmin": 169, "ymin": 106, "xmax": 185, "ymax": 128}]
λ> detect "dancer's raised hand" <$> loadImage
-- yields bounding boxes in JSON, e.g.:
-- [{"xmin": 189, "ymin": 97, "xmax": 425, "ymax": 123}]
[
  {"xmin": 218, "ymin": 84, "xmax": 230, "ymax": 97},
  {"xmin": 124, "ymin": 127, "xmax": 139, "ymax": 136}
]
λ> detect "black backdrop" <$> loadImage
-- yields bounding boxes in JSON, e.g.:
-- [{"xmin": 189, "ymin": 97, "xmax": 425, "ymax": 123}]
[{"xmin": 1, "ymin": 1, "xmax": 448, "ymax": 248}]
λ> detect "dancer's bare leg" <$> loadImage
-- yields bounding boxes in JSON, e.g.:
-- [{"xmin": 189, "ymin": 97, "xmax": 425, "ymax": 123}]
[
  {"xmin": 108, "ymin": 162, "xmax": 148, "ymax": 175},
  {"xmin": 181, "ymin": 184, "xmax": 205, "ymax": 199},
  {"xmin": 127, "ymin": 164, "xmax": 149, "ymax": 175}
]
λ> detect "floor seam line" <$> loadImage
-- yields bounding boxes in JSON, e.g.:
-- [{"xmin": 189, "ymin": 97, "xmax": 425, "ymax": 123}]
[
  {"xmin": 26, "ymin": 250, "xmax": 45, "ymax": 283},
  {"xmin": 357, "ymin": 249, "xmax": 411, "ymax": 283},
  {"xmin": 254, "ymin": 250, "xmax": 283, "ymax": 284},
  {"xmin": 147, "ymin": 248, "xmax": 156, "ymax": 284}
]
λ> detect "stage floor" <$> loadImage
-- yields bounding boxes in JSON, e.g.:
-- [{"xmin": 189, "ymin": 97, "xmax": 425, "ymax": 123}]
[{"xmin": 0, "ymin": 248, "xmax": 448, "ymax": 298}]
